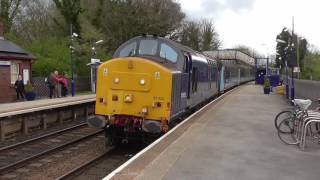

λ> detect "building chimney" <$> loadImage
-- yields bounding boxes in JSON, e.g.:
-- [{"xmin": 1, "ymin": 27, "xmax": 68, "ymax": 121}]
[{"xmin": 0, "ymin": 21, "xmax": 5, "ymax": 40}]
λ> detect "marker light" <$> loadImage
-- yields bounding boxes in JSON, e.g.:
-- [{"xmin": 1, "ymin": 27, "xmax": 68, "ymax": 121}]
[
  {"xmin": 114, "ymin": 78, "xmax": 120, "ymax": 84},
  {"xmin": 140, "ymin": 79, "xmax": 145, "ymax": 85},
  {"xmin": 142, "ymin": 107, "xmax": 148, "ymax": 114}
]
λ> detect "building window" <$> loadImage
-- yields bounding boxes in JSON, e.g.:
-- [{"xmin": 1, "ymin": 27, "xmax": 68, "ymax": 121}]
[{"xmin": 10, "ymin": 62, "xmax": 19, "ymax": 84}]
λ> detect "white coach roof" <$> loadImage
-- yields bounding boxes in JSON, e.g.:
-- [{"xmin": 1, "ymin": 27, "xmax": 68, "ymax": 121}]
[{"xmin": 204, "ymin": 49, "xmax": 255, "ymax": 66}]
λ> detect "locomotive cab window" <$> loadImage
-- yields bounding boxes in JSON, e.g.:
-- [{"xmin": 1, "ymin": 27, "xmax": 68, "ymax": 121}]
[
  {"xmin": 139, "ymin": 39, "xmax": 158, "ymax": 56},
  {"xmin": 160, "ymin": 43, "xmax": 178, "ymax": 63},
  {"xmin": 119, "ymin": 42, "xmax": 137, "ymax": 57}
]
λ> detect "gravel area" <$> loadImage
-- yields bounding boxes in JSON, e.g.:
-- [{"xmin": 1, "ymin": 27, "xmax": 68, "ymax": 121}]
[
  {"xmin": 0, "ymin": 120, "xmax": 86, "ymax": 148},
  {"xmin": 0, "ymin": 134, "xmax": 106, "ymax": 180}
]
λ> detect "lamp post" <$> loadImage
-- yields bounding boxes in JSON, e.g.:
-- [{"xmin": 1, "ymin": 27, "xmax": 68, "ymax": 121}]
[
  {"xmin": 261, "ymin": 43, "xmax": 269, "ymax": 76},
  {"xmin": 89, "ymin": 40, "xmax": 103, "ymax": 93},
  {"xmin": 276, "ymin": 38, "xmax": 289, "ymax": 99},
  {"xmin": 92, "ymin": 40, "xmax": 104, "ymax": 58},
  {"xmin": 70, "ymin": 24, "xmax": 78, "ymax": 97}
]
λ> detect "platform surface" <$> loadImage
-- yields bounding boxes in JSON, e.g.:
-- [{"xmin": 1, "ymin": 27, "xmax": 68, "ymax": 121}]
[
  {"xmin": 110, "ymin": 84, "xmax": 320, "ymax": 180},
  {"xmin": 0, "ymin": 94, "xmax": 95, "ymax": 114}
]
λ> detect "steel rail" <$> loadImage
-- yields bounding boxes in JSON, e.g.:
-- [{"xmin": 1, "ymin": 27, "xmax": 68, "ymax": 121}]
[
  {"xmin": 0, "ymin": 129, "xmax": 104, "ymax": 173},
  {"xmin": 0, "ymin": 122, "xmax": 88, "ymax": 151},
  {"xmin": 55, "ymin": 149, "xmax": 115, "ymax": 180}
]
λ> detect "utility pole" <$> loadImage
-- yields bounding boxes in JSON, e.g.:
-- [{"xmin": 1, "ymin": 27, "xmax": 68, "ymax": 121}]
[
  {"xmin": 290, "ymin": 16, "xmax": 295, "ymax": 100},
  {"xmin": 70, "ymin": 24, "xmax": 76, "ymax": 97}
]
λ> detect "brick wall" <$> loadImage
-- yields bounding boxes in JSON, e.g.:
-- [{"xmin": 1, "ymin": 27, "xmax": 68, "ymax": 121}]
[
  {"xmin": 0, "ymin": 66, "xmax": 15, "ymax": 102},
  {"xmin": 0, "ymin": 60, "xmax": 32, "ymax": 103}
]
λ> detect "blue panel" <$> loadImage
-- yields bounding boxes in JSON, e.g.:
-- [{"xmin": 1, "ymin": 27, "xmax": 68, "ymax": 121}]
[
  {"xmin": 220, "ymin": 66, "xmax": 225, "ymax": 92},
  {"xmin": 256, "ymin": 69, "xmax": 266, "ymax": 85},
  {"xmin": 268, "ymin": 75, "xmax": 280, "ymax": 87}
]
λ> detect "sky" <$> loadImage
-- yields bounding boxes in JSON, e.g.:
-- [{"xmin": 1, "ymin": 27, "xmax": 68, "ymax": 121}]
[{"xmin": 178, "ymin": 0, "xmax": 319, "ymax": 56}]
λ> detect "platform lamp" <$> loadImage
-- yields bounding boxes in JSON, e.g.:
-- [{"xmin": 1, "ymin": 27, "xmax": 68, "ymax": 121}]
[
  {"xmin": 89, "ymin": 40, "xmax": 104, "ymax": 93},
  {"xmin": 70, "ymin": 24, "xmax": 78, "ymax": 97},
  {"xmin": 261, "ymin": 43, "xmax": 269, "ymax": 76},
  {"xmin": 276, "ymin": 38, "xmax": 290, "ymax": 99}
]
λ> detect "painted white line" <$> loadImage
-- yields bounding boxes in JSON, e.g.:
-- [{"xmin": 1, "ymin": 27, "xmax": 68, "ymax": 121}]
[{"xmin": 103, "ymin": 87, "xmax": 238, "ymax": 180}]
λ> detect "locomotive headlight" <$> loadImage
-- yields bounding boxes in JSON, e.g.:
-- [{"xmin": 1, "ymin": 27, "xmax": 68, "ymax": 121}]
[
  {"xmin": 114, "ymin": 78, "xmax": 120, "ymax": 84},
  {"xmin": 139, "ymin": 79, "xmax": 145, "ymax": 85}
]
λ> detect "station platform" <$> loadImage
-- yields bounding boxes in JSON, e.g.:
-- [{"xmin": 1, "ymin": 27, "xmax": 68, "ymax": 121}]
[
  {"xmin": 107, "ymin": 84, "xmax": 320, "ymax": 180},
  {"xmin": 0, "ymin": 94, "xmax": 95, "ymax": 117}
]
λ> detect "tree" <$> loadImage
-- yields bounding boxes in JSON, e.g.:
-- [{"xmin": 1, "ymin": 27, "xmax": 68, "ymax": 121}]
[
  {"xmin": 10, "ymin": 0, "xmax": 59, "ymax": 43},
  {"xmin": 53, "ymin": 0, "xmax": 83, "ymax": 34},
  {"xmin": 275, "ymin": 27, "xmax": 308, "ymax": 71},
  {"xmin": 94, "ymin": 0, "xmax": 185, "ymax": 52},
  {"xmin": 300, "ymin": 49, "xmax": 320, "ymax": 80},
  {"xmin": 0, "ymin": 0, "xmax": 22, "ymax": 33},
  {"xmin": 179, "ymin": 20, "xmax": 201, "ymax": 51},
  {"xmin": 178, "ymin": 19, "xmax": 221, "ymax": 51},
  {"xmin": 201, "ymin": 19, "xmax": 221, "ymax": 51}
]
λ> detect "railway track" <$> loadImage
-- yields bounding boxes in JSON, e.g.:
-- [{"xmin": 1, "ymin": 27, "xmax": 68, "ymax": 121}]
[
  {"xmin": 0, "ymin": 123, "xmax": 103, "ymax": 174},
  {"xmin": 56, "ymin": 146, "xmax": 144, "ymax": 180}
]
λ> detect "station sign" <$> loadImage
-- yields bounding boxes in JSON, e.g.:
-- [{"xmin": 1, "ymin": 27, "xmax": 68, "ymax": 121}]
[
  {"xmin": 293, "ymin": 66, "xmax": 300, "ymax": 73},
  {"xmin": 0, "ymin": 61, "xmax": 10, "ymax": 66},
  {"xmin": 91, "ymin": 58, "xmax": 101, "ymax": 63}
]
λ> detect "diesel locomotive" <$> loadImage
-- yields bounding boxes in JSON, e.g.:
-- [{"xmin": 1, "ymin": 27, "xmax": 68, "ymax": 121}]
[{"xmin": 88, "ymin": 35, "xmax": 254, "ymax": 145}]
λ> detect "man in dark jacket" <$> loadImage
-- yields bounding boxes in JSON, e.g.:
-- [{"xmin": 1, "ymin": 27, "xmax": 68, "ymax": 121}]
[
  {"xmin": 47, "ymin": 72, "xmax": 55, "ymax": 98},
  {"xmin": 14, "ymin": 75, "xmax": 24, "ymax": 100}
]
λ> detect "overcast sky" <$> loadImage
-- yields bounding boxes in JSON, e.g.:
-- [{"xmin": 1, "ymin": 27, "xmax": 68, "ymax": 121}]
[{"xmin": 178, "ymin": 0, "xmax": 319, "ymax": 56}]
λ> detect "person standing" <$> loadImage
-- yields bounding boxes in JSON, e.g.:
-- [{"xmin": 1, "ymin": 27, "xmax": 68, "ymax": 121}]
[
  {"xmin": 14, "ymin": 75, "xmax": 24, "ymax": 100},
  {"xmin": 61, "ymin": 72, "xmax": 69, "ymax": 97},
  {"xmin": 48, "ymin": 70, "xmax": 60, "ymax": 98},
  {"xmin": 55, "ymin": 71, "xmax": 62, "ymax": 98},
  {"xmin": 47, "ymin": 72, "xmax": 54, "ymax": 98}
]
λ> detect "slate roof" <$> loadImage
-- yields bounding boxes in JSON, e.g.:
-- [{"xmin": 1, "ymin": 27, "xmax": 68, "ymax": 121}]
[{"xmin": 0, "ymin": 38, "xmax": 34, "ymax": 60}]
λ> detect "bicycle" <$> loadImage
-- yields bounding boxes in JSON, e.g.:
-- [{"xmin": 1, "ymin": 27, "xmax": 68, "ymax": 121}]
[{"xmin": 276, "ymin": 99, "xmax": 320, "ymax": 147}]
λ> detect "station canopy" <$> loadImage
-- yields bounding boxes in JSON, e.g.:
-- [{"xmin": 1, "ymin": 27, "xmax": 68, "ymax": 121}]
[{"xmin": 204, "ymin": 49, "xmax": 255, "ymax": 66}]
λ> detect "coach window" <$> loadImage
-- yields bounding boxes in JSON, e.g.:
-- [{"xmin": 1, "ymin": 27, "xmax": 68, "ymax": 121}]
[
  {"xmin": 160, "ymin": 44, "xmax": 178, "ymax": 63},
  {"xmin": 119, "ymin": 42, "xmax": 137, "ymax": 57},
  {"xmin": 139, "ymin": 39, "xmax": 158, "ymax": 56}
]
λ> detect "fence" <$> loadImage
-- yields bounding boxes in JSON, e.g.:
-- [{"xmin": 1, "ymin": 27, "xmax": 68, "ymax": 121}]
[
  {"xmin": 282, "ymin": 76, "xmax": 320, "ymax": 107},
  {"xmin": 33, "ymin": 76, "xmax": 91, "ymax": 99}
]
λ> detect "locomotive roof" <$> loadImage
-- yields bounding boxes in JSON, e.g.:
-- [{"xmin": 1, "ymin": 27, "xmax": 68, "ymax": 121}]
[
  {"xmin": 114, "ymin": 35, "xmax": 215, "ymax": 60},
  {"xmin": 112, "ymin": 35, "xmax": 218, "ymax": 71}
]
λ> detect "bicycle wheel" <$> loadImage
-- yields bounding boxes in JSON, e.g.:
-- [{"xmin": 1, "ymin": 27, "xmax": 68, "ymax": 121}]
[
  {"xmin": 277, "ymin": 119, "xmax": 298, "ymax": 145},
  {"xmin": 274, "ymin": 110, "xmax": 294, "ymax": 132}
]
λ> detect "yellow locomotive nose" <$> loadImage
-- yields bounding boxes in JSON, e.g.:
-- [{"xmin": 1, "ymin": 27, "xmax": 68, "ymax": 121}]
[{"xmin": 95, "ymin": 57, "xmax": 172, "ymax": 122}]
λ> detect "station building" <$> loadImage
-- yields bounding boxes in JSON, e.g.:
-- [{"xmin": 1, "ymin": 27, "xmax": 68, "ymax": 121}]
[{"xmin": 0, "ymin": 23, "xmax": 34, "ymax": 103}]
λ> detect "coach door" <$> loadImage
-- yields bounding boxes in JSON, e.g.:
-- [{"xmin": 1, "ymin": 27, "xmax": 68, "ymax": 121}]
[{"xmin": 182, "ymin": 53, "xmax": 192, "ymax": 99}]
